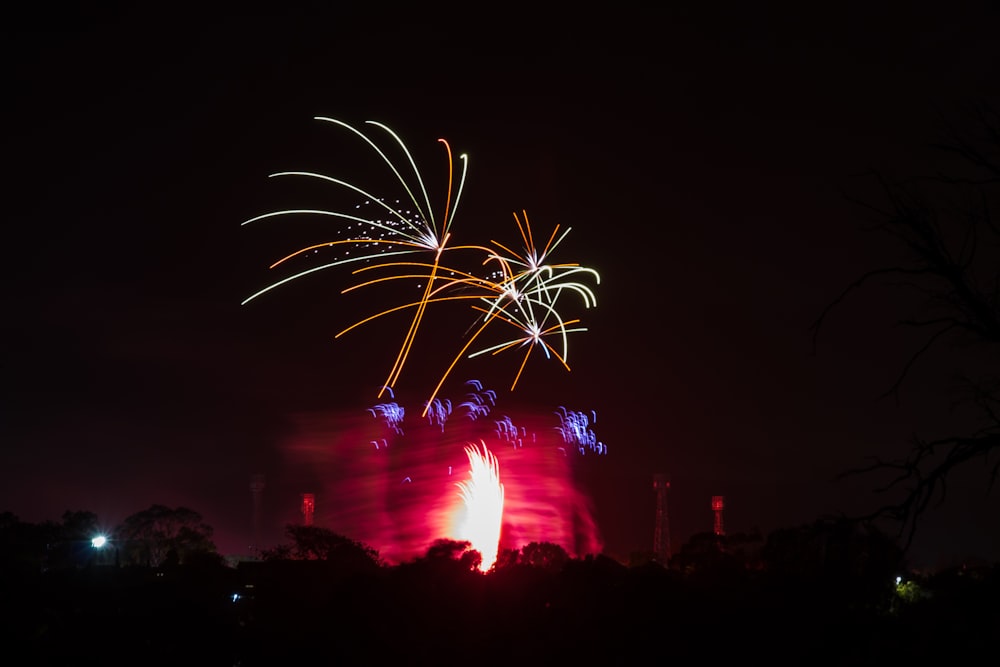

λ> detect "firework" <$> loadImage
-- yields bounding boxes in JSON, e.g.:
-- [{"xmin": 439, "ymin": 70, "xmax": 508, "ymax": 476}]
[
  {"xmin": 242, "ymin": 117, "xmax": 483, "ymax": 397},
  {"xmin": 454, "ymin": 441, "xmax": 505, "ymax": 572},
  {"xmin": 368, "ymin": 401, "xmax": 405, "ymax": 435},
  {"xmin": 281, "ymin": 383, "xmax": 606, "ymax": 566},
  {"xmin": 423, "ymin": 397, "xmax": 451, "ymax": 431},
  {"xmin": 244, "ymin": 121, "xmax": 607, "ymax": 565},
  {"xmin": 555, "ymin": 407, "xmax": 607, "ymax": 455},
  {"xmin": 243, "ymin": 119, "xmax": 601, "ymax": 413},
  {"xmin": 419, "ymin": 209, "xmax": 600, "ymax": 413}
]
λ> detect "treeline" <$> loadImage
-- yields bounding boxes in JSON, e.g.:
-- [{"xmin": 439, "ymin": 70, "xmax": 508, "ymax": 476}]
[
  {"xmin": 2, "ymin": 509, "xmax": 998, "ymax": 665},
  {"xmin": 0, "ymin": 506, "xmax": 222, "ymax": 573}
]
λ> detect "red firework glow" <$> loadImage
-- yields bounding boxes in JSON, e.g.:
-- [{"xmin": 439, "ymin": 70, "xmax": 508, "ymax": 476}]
[{"xmin": 278, "ymin": 383, "xmax": 605, "ymax": 569}]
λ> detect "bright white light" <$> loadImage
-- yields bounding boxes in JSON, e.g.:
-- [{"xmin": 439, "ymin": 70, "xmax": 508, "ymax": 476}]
[
  {"xmin": 455, "ymin": 442, "xmax": 505, "ymax": 572},
  {"xmin": 91, "ymin": 535, "xmax": 108, "ymax": 548}
]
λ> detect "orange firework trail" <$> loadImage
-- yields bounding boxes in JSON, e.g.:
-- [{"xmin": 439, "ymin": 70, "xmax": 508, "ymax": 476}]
[{"xmin": 242, "ymin": 118, "xmax": 600, "ymax": 413}]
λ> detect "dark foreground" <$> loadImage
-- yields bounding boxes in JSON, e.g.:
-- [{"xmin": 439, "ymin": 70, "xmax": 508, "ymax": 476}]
[{"xmin": 4, "ymin": 557, "xmax": 998, "ymax": 666}]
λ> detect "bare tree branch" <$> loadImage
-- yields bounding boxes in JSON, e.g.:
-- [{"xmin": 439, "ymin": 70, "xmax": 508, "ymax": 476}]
[
  {"xmin": 877, "ymin": 322, "xmax": 958, "ymax": 401},
  {"xmin": 808, "ymin": 266, "xmax": 930, "ymax": 353},
  {"xmin": 818, "ymin": 100, "xmax": 1000, "ymax": 555}
]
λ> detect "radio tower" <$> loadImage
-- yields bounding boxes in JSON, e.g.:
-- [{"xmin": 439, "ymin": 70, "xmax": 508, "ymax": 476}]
[
  {"xmin": 712, "ymin": 495, "xmax": 725, "ymax": 536},
  {"xmin": 301, "ymin": 493, "xmax": 315, "ymax": 526},
  {"xmin": 250, "ymin": 474, "xmax": 266, "ymax": 556},
  {"xmin": 652, "ymin": 473, "xmax": 671, "ymax": 564}
]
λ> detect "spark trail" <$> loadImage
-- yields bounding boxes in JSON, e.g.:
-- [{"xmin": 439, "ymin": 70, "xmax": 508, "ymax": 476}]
[{"xmin": 242, "ymin": 119, "xmax": 600, "ymax": 413}]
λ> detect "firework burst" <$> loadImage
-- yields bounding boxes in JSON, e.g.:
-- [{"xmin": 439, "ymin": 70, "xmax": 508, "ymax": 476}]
[
  {"xmin": 243, "ymin": 118, "xmax": 600, "ymax": 414},
  {"xmin": 242, "ymin": 118, "xmax": 481, "ymax": 395}
]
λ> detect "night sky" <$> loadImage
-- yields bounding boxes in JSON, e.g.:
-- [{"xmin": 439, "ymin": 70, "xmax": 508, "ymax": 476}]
[{"xmin": 4, "ymin": 5, "xmax": 999, "ymax": 568}]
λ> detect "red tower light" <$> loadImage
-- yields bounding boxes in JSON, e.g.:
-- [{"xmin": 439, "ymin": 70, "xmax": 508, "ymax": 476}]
[
  {"xmin": 711, "ymin": 495, "xmax": 725, "ymax": 536},
  {"xmin": 301, "ymin": 493, "xmax": 315, "ymax": 526}
]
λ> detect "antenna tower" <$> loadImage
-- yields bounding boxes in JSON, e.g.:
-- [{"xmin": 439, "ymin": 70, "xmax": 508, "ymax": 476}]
[{"xmin": 653, "ymin": 473, "xmax": 671, "ymax": 564}]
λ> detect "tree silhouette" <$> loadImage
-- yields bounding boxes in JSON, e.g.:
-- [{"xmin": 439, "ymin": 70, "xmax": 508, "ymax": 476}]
[
  {"xmin": 260, "ymin": 523, "xmax": 382, "ymax": 570},
  {"xmin": 813, "ymin": 101, "xmax": 1000, "ymax": 549},
  {"xmin": 115, "ymin": 504, "xmax": 218, "ymax": 567},
  {"xmin": 519, "ymin": 540, "xmax": 570, "ymax": 571},
  {"xmin": 419, "ymin": 537, "xmax": 482, "ymax": 572},
  {"xmin": 0, "ymin": 510, "xmax": 103, "ymax": 572},
  {"xmin": 758, "ymin": 518, "xmax": 906, "ymax": 622}
]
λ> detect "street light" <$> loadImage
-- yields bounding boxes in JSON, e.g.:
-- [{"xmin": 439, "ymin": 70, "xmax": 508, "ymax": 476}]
[{"xmin": 90, "ymin": 534, "xmax": 119, "ymax": 567}]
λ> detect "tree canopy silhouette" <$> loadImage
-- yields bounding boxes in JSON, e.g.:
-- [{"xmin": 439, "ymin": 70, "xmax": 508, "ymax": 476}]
[
  {"xmin": 260, "ymin": 523, "xmax": 382, "ymax": 571},
  {"xmin": 115, "ymin": 504, "xmax": 219, "ymax": 567},
  {"xmin": 813, "ymin": 100, "xmax": 1000, "ymax": 549}
]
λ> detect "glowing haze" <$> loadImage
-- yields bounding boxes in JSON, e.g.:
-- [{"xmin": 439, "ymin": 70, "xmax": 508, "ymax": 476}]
[{"xmin": 279, "ymin": 382, "xmax": 606, "ymax": 567}]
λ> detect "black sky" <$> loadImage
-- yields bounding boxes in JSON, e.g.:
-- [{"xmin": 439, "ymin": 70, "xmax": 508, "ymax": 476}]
[{"xmin": 3, "ymin": 4, "xmax": 999, "ymax": 567}]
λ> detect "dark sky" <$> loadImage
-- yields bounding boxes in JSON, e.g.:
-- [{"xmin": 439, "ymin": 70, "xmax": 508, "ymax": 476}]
[{"xmin": 3, "ymin": 5, "xmax": 998, "ymax": 568}]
